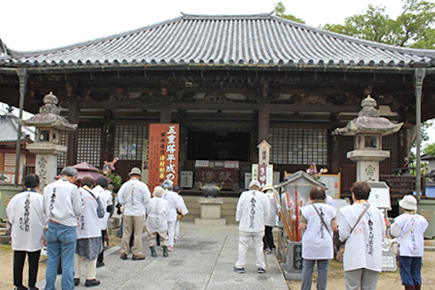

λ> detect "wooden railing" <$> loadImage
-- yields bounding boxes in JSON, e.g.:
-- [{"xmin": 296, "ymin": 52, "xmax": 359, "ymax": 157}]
[{"xmin": 380, "ymin": 174, "xmax": 426, "ymax": 197}]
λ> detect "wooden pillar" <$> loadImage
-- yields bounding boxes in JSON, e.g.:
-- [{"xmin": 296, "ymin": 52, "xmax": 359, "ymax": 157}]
[
  {"xmin": 330, "ymin": 134, "xmax": 340, "ymax": 173},
  {"xmin": 14, "ymin": 65, "xmax": 27, "ymax": 185},
  {"xmin": 251, "ymin": 111, "xmax": 259, "ymax": 163},
  {"xmin": 160, "ymin": 103, "xmax": 172, "ymax": 123},
  {"xmin": 176, "ymin": 110, "xmax": 187, "ymax": 171},
  {"xmin": 258, "ymin": 102, "xmax": 270, "ymax": 143},
  {"xmin": 67, "ymin": 101, "xmax": 79, "ymax": 166}
]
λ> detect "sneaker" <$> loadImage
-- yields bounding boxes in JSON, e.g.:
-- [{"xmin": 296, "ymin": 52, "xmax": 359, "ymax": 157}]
[
  {"xmin": 233, "ymin": 266, "xmax": 245, "ymax": 274},
  {"xmin": 85, "ymin": 279, "xmax": 100, "ymax": 287},
  {"xmin": 263, "ymin": 248, "xmax": 271, "ymax": 253},
  {"xmin": 258, "ymin": 268, "xmax": 266, "ymax": 274},
  {"xmin": 74, "ymin": 278, "xmax": 80, "ymax": 286},
  {"xmin": 96, "ymin": 261, "xmax": 105, "ymax": 268},
  {"xmin": 132, "ymin": 254, "xmax": 145, "ymax": 260},
  {"xmin": 168, "ymin": 246, "xmax": 173, "ymax": 252},
  {"xmin": 271, "ymin": 248, "xmax": 276, "ymax": 253},
  {"xmin": 120, "ymin": 253, "xmax": 128, "ymax": 260}
]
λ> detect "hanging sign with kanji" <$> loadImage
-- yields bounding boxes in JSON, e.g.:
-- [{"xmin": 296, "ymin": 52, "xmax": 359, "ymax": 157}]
[{"xmin": 148, "ymin": 124, "xmax": 179, "ymax": 191}]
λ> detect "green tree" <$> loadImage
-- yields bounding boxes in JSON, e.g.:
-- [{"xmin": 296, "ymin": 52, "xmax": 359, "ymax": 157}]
[
  {"xmin": 321, "ymin": 0, "xmax": 435, "ymax": 49},
  {"xmin": 273, "ymin": 2, "xmax": 305, "ymax": 24},
  {"xmin": 424, "ymin": 142, "xmax": 435, "ymax": 157}
]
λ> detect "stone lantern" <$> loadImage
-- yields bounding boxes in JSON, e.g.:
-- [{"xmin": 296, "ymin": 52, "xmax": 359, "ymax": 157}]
[
  {"xmin": 334, "ymin": 95, "xmax": 403, "ymax": 181},
  {"xmin": 19, "ymin": 92, "xmax": 77, "ymax": 191}
]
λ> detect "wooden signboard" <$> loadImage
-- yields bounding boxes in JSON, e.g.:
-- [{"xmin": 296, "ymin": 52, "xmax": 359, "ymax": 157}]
[{"xmin": 148, "ymin": 124, "xmax": 179, "ymax": 192}]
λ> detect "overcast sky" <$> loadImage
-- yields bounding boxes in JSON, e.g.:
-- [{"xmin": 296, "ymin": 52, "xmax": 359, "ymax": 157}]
[{"xmin": 0, "ymin": 0, "xmax": 409, "ymax": 51}]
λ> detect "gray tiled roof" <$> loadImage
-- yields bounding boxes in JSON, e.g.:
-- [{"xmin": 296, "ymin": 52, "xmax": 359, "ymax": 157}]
[
  {"xmin": 1, "ymin": 13, "xmax": 434, "ymax": 68},
  {"xmin": 0, "ymin": 113, "xmax": 32, "ymax": 143}
]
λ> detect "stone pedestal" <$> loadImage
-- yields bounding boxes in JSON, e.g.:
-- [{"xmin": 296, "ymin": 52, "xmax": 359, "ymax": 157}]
[
  {"xmin": 194, "ymin": 197, "xmax": 226, "ymax": 226},
  {"xmin": 347, "ymin": 150, "xmax": 390, "ymax": 182},
  {"xmin": 26, "ymin": 142, "xmax": 67, "ymax": 191}
]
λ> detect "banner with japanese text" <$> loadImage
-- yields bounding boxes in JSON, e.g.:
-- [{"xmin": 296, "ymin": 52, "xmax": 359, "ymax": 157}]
[
  {"xmin": 251, "ymin": 164, "xmax": 273, "ymax": 188},
  {"xmin": 148, "ymin": 124, "xmax": 179, "ymax": 192}
]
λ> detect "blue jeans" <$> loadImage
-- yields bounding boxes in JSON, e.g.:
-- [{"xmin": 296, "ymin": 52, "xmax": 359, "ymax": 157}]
[
  {"xmin": 45, "ymin": 222, "xmax": 77, "ymax": 290},
  {"xmin": 399, "ymin": 256, "xmax": 422, "ymax": 286},
  {"xmin": 301, "ymin": 259, "xmax": 329, "ymax": 290}
]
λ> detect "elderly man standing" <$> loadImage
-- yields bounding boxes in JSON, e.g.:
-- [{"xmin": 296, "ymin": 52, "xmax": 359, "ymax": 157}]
[
  {"xmin": 43, "ymin": 166, "xmax": 83, "ymax": 290},
  {"xmin": 233, "ymin": 180, "xmax": 269, "ymax": 274},
  {"xmin": 118, "ymin": 167, "xmax": 151, "ymax": 260},
  {"xmin": 338, "ymin": 181, "xmax": 385, "ymax": 290},
  {"xmin": 7, "ymin": 173, "xmax": 45, "ymax": 290}
]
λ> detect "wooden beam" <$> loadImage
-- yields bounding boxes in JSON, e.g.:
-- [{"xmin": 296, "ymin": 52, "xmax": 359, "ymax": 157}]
[{"xmin": 78, "ymin": 100, "xmax": 361, "ymax": 114}]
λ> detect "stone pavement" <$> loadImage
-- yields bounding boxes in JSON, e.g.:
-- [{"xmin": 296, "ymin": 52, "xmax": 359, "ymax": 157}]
[{"xmin": 36, "ymin": 222, "xmax": 288, "ymax": 290}]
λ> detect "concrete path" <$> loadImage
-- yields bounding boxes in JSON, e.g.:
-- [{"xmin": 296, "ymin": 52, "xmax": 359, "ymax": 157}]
[{"xmin": 36, "ymin": 222, "xmax": 288, "ymax": 290}]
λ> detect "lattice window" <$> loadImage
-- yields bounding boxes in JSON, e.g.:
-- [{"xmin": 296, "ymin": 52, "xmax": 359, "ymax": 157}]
[
  {"xmin": 269, "ymin": 128, "xmax": 328, "ymax": 165},
  {"xmin": 57, "ymin": 131, "xmax": 68, "ymax": 168},
  {"xmin": 4, "ymin": 153, "xmax": 16, "ymax": 172},
  {"xmin": 77, "ymin": 128, "xmax": 101, "ymax": 167},
  {"xmin": 114, "ymin": 125, "xmax": 149, "ymax": 160}
]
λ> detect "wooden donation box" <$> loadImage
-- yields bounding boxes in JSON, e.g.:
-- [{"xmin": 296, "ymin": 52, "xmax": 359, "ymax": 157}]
[{"xmin": 195, "ymin": 160, "xmax": 239, "ymax": 191}]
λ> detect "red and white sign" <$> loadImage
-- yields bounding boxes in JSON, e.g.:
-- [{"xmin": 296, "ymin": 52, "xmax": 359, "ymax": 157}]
[{"xmin": 148, "ymin": 124, "xmax": 179, "ymax": 192}]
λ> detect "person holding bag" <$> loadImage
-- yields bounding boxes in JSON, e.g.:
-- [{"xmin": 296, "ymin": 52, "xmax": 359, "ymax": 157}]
[
  {"xmin": 299, "ymin": 186, "xmax": 337, "ymax": 290},
  {"xmin": 338, "ymin": 181, "xmax": 385, "ymax": 290},
  {"xmin": 390, "ymin": 195, "xmax": 428, "ymax": 290}
]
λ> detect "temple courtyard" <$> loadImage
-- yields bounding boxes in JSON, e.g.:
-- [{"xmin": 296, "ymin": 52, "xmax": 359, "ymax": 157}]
[{"xmin": 0, "ymin": 222, "xmax": 434, "ymax": 290}]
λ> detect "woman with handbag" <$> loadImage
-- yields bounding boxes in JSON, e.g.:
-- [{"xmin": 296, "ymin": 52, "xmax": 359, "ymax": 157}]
[
  {"xmin": 299, "ymin": 186, "xmax": 337, "ymax": 290},
  {"xmin": 391, "ymin": 195, "xmax": 428, "ymax": 290}
]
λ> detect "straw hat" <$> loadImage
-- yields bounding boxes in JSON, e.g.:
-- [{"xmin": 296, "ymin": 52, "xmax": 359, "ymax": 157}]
[
  {"xmin": 399, "ymin": 195, "xmax": 417, "ymax": 211},
  {"xmin": 262, "ymin": 184, "xmax": 274, "ymax": 192}
]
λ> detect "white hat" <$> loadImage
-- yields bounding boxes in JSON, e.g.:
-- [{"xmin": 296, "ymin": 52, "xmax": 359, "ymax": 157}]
[
  {"xmin": 262, "ymin": 184, "xmax": 274, "ymax": 192},
  {"xmin": 399, "ymin": 195, "xmax": 417, "ymax": 211},
  {"xmin": 153, "ymin": 186, "xmax": 165, "ymax": 197},
  {"xmin": 128, "ymin": 167, "xmax": 142, "ymax": 176},
  {"xmin": 249, "ymin": 180, "xmax": 261, "ymax": 189}
]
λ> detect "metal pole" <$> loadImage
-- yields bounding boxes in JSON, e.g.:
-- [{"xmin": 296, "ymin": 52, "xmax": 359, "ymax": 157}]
[
  {"xmin": 14, "ymin": 66, "xmax": 27, "ymax": 186},
  {"xmin": 414, "ymin": 66, "xmax": 427, "ymax": 200}
]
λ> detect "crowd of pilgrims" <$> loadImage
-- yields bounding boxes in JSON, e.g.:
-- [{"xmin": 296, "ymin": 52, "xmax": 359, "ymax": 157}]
[
  {"xmin": 6, "ymin": 166, "xmax": 430, "ymax": 290},
  {"xmin": 233, "ymin": 180, "xmax": 429, "ymax": 290},
  {"xmin": 6, "ymin": 166, "xmax": 188, "ymax": 290}
]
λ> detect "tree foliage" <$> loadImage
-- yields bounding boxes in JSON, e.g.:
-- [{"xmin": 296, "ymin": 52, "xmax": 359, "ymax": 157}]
[
  {"xmin": 321, "ymin": 0, "xmax": 435, "ymax": 49},
  {"xmin": 424, "ymin": 142, "xmax": 435, "ymax": 157},
  {"xmin": 273, "ymin": 2, "xmax": 305, "ymax": 24}
]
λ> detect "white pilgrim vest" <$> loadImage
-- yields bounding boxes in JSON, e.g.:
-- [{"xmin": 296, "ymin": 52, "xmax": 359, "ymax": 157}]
[
  {"xmin": 146, "ymin": 197, "xmax": 170, "ymax": 232},
  {"xmin": 300, "ymin": 203, "xmax": 336, "ymax": 260},
  {"xmin": 7, "ymin": 190, "xmax": 46, "ymax": 251},
  {"xmin": 77, "ymin": 187, "xmax": 102, "ymax": 239}
]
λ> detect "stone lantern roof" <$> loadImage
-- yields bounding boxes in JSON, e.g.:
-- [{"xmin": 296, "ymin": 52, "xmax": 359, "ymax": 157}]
[
  {"xmin": 334, "ymin": 95, "xmax": 403, "ymax": 136},
  {"xmin": 19, "ymin": 92, "xmax": 77, "ymax": 130}
]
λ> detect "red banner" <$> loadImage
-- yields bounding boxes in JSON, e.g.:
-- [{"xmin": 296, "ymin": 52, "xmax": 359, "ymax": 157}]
[
  {"xmin": 258, "ymin": 164, "xmax": 267, "ymax": 187},
  {"xmin": 148, "ymin": 124, "xmax": 179, "ymax": 192}
]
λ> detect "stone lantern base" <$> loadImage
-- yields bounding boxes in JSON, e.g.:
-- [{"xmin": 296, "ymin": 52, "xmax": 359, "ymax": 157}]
[{"xmin": 26, "ymin": 142, "xmax": 67, "ymax": 191}]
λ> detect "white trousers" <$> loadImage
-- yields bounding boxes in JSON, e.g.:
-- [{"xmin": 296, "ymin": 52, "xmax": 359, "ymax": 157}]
[
  {"xmin": 74, "ymin": 254, "xmax": 96, "ymax": 280},
  {"xmin": 167, "ymin": 219, "xmax": 176, "ymax": 247},
  {"xmin": 174, "ymin": 219, "xmax": 180, "ymax": 239},
  {"xmin": 235, "ymin": 230, "xmax": 265, "ymax": 269}
]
